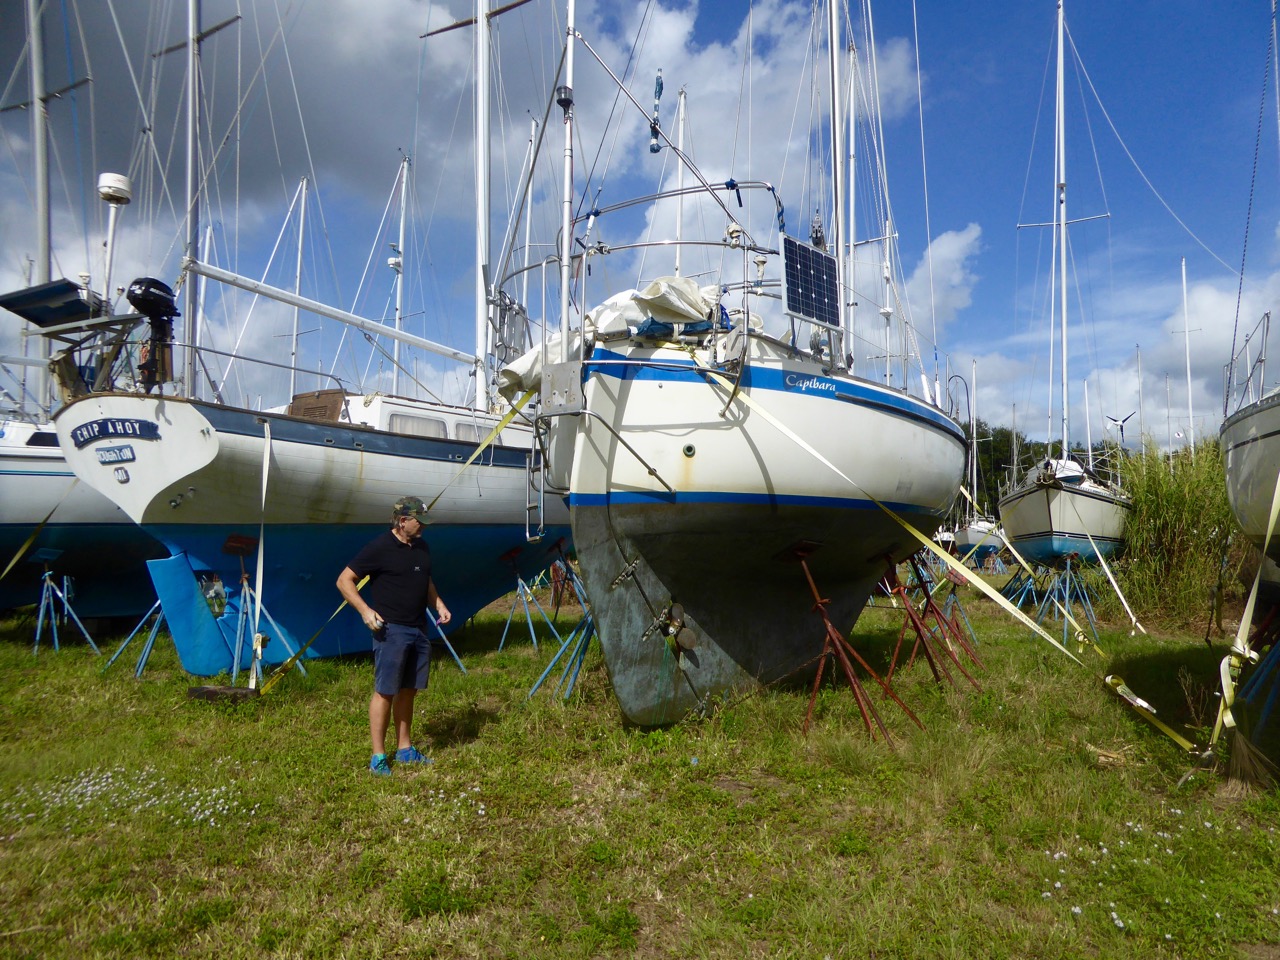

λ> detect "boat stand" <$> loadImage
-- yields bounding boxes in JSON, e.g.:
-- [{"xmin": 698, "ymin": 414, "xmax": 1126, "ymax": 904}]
[
  {"xmin": 33, "ymin": 566, "xmax": 99, "ymax": 655},
  {"xmin": 883, "ymin": 555, "xmax": 981, "ymax": 691},
  {"xmin": 529, "ymin": 562, "xmax": 597, "ymax": 702},
  {"xmin": 230, "ymin": 576, "xmax": 309, "ymax": 686},
  {"xmin": 1035, "ymin": 556, "xmax": 1100, "ymax": 646},
  {"xmin": 1000, "ymin": 566, "xmax": 1042, "ymax": 608},
  {"xmin": 426, "ymin": 608, "xmax": 467, "ymax": 674},
  {"xmin": 789, "ymin": 550, "xmax": 923, "ymax": 740},
  {"xmin": 498, "ymin": 575, "xmax": 553, "ymax": 651},
  {"xmin": 104, "ymin": 600, "xmax": 167, "ymax": 677}
]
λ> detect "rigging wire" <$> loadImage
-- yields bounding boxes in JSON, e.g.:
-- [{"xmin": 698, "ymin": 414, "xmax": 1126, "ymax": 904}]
[
  {"xmin": 908, "ymin": 0, "xmax": 939, "ymax": 402},
  {"xmin": 1068, "ymin": 27, "xmax": 1237, "ymax": 279},
  {"xmin": 1226, "ymin": 7, "xmax": 1274, "ymax": 399}
]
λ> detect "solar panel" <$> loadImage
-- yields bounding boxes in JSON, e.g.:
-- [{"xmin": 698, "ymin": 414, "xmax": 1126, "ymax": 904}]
[{"xmin": 781, "ymin": 235, "xmax": 840, "ymax": 328}]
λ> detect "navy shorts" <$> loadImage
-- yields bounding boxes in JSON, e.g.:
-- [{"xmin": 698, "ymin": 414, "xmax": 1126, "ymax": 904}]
[{"xmin": 372, "ymin": 622, "xmax": 431, "ymax": 696}]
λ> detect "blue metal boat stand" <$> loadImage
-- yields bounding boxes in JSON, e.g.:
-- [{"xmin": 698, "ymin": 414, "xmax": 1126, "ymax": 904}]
[
  {"xmin": 529, "ymin": 562, "xmax": 596, "ymax": 702},
  {"xmin": 1238, "ymin": 602, "xmax": 1280, "ymax": 746},
  {"xmin": 33, "ymin": 565, "xmax": 99, "ymax": 655},
  {"xmin": 104, "ymin": 600, "xmax": 166, "ymax": 677},
  {"xmin": 231, "ymin": 579, "xmax": 308, "ymax": 686},
  {"xmin": 1001, "ymin": 566, "xmax": 1042, "ymax": 608},
  {"xmin": 426, "ymin": 609, "xmax": 467, "ymax": 674},
  {"xmin": 1034, "ymin": 556, "xmax": 1100, "ymax": 647},
  {"xmin": 499, "ymin": 576, "xmax": 557, "ymax": 652}
]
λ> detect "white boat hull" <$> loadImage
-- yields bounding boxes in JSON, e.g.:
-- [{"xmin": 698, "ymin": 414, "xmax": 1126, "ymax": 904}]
[
  {"xmin": 0, "ymin": 419, "xmax": 163, "ymax": 616},
  {"xmin": 954, "ymin": 518, "xmax": 1005, "ymax": 562},
  {"xmin": 54, "ymin": 392, "xmax": 570, "ymax": 674},
  {"xmin": 560, "ymin": 334, "xmax": 966, "ymax": 725},
  {"xmin": 997, "ymin": 466, "xmax": 1128, "ymax": 566},
  {"xmin": 1222, "ymin": 393, "xmax": 1280, "ymax": 562}
]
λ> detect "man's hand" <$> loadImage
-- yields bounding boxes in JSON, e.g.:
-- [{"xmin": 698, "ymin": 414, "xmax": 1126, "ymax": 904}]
[
  {"xmin": 362, "ymin": 609, "xmax": 385, "ymax": 631},
  {"xmin": 435, "ymin": 601, "xmax": 452, "ymax": 626}
]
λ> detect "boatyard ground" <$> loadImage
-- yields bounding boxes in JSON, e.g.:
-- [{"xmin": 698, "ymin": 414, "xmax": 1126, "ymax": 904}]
[{"xmin": 1, "ymin": 586, "xmax": 1278, "ymax": 960}]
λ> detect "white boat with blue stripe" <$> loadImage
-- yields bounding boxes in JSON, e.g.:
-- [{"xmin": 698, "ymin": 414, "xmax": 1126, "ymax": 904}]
[
  {"xmin": 523, "ymin": 288, "xmax": 964, "ymax": 726},
  {"xmin": 503, "ymin": 0, "xmax": 967, "ymax": 725}
]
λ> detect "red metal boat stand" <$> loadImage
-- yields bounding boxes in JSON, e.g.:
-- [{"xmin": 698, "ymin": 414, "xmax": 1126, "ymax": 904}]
[
  {"xmin": 885, "ymin": 554, "xmax": 983, "ymax": 691},
  {"xmin": 792, "ymin": 552, "xmax": 924, "ymax": 741}
]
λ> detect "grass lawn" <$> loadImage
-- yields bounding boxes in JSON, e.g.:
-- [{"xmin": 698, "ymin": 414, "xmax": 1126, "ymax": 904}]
[{"xmin": 1, "ymin": 582, "xmax": 1278, "ymax": 959}]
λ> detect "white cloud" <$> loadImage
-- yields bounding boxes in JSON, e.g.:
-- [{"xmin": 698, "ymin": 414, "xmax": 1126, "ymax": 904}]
[{"xmin": 904, "ymin": 222, "xmax": 982, "ymax": 339}]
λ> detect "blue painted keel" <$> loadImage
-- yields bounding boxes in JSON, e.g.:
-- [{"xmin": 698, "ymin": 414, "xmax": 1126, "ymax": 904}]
[
  {"xmin": 145, "ymin": 522, "xmax": 571, "ymax": 676},
  {"xmin": 1009, "ymin": 533, "xmax": 1121, "ymax": 567}
]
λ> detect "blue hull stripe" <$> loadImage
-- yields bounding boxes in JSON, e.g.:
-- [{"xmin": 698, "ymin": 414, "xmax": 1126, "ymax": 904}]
[
  {"xmin": 586, "ymin": 347, "xmax": 964, "ymax": 439},
  {"xmin": 193, "ymin": 400, "xmax": 530, "ymax": 469},
  {"xmin": 569, "ymin": 489, "xmax": 944, "ymax": 516}
]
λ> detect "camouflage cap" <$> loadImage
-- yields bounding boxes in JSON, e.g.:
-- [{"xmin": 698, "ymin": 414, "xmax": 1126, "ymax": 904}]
[{"xmin": 392, "ymin": 495, "xmax": 432, "ymax": 524}]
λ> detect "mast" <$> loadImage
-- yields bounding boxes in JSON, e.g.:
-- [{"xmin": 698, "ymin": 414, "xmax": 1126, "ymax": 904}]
[
  {"xmin": 1083, "ymin": 378, "xmax": 1093, "ymax": 470},
  {"xmin": 474, "ymin": 0, "xmax": 491, "ymax": 410},
  {"xmin": 675, "ymin": 87, "xmax": 686, "ymax": 277},
  {"xmin": 27, "ymin": 0, "xmax": 49, "ymax": 287},
  {"xmin": 1182, "ymin": 256, "xmax": 1193, "ymax": 446},
  {"xmin": 969, "ymin": 359, "xmax": 978, "ymax": 521},
  {"xmin": 26, "ymin": 0, "xmax": 50, "ymax": 409},
  {"xmin": 392, "ymin": 157, "xmax": 409, "ymax": 396},
  {"xmin": 1136, "ymin": 344, "xmax": 1144, "ymax": 439},
  {"xmin": 846, "ymin": 38, "xmax": 858, "ymax": 351},
  {"xmin": 826, "ymin": 0, "xmax": 848, "ymax": 347},
  {"xmin": 183, "ymin": 0, "xmax": 202, "ymax": 398},
  {"xmin": 289, "ymin": 177, "xmax": 309, "ymax": 398},
  {"xmin": 1055, "ymin": 0, "xmax": 1069, "ymax": 458},
  {"xmin": 557, "ymin": 0, "xmax": 578, "ymax": 360}
]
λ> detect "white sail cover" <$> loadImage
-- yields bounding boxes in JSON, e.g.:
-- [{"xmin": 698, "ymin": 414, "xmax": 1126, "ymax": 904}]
[{"xmin": 496, "ymin": 277, "xmax": 718, "ymax": 402}]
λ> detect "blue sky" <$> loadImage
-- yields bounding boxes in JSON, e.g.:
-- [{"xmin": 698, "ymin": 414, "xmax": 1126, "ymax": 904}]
[{"xmin": 2, "ymin": 0, "xmax": 1275, "ymax": 451}]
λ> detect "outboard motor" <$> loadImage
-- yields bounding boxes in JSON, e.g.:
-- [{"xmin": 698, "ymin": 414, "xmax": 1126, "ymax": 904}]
[{"xmin": 126, "ymin": 277, "xmax": 179, "ymax": 394}]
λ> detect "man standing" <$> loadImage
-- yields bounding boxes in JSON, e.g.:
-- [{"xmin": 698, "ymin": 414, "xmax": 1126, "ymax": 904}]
[{"xmin": 337, "ymin": 495, "xmax": 451, "ymax": 776}]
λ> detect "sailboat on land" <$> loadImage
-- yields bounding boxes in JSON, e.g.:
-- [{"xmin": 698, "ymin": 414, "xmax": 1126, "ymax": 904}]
[
  {"xmin": 1222, "ymin": 310, "xmax": 1280, "ymax": 562},
  {"xmin": 0, "ymin": 5, "xmax": 163, "ymax": 618},
  {"xmin": 504, "ymin": 0, "xmax": 966, "ymax": 725},
  {"xmin": 997, "ymin": 0, "xmax": 1129, "ymax": 567},
  {"xmin": 51, "ymin": 6, "xmax": 569, "ymax": 674},
  {"xmin": 953, "ymin": 361, "xmax": 1006, "ymax": 565}
]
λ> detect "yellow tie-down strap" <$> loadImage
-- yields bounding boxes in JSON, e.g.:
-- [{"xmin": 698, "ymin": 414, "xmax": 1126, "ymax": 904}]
[
  {"xmin": 0, "ymin": 479, "xmax": 79, "ymax": 584},
  {"xmin": 691, "ymin": 356, "xmax": 1198, "ymax": 753},
  {"xmin": 427, "ymin": 389, "xmax": 536, "ymax": 513},
  {"xmin": 260, "ymin": 575, "xmax": 369, "ymax": 695}
]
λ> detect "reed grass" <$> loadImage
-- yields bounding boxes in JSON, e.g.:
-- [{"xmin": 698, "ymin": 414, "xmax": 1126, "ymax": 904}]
[{"xmin": 1106, "ymin": 440, "xmax": 1245, "ymax": 628}]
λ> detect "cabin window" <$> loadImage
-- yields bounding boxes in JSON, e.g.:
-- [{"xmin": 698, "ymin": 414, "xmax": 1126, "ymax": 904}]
[
  {"xmin": 456, "ymin": 423, "xmax": 481, "ymax": 443},
  {"xmin": 388, "ymin": 413, "xmax": 447, "ymax": 439}
]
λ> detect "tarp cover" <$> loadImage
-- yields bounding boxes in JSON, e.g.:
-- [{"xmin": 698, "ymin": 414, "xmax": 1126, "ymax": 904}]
[{"xmin": 496, "ymin": 278, "xmax": 721, "ymax": 402}]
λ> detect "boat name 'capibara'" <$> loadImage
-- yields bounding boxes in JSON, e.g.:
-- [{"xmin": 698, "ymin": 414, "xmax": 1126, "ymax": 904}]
[{"xmin": 784, "ymin": 374, "xmax": 836, "ymax": 393}]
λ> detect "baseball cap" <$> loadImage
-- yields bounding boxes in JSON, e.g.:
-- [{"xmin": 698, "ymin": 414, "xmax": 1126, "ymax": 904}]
[{"xmin": 392, "ymin": 495, "xmax": 432, "ymax": 524}]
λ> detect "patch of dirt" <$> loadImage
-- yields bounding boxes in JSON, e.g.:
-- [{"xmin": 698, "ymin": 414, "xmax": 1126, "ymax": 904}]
[{"xmin": 712, "ymin": 772, "xmax": 787, "ymax": 806}]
